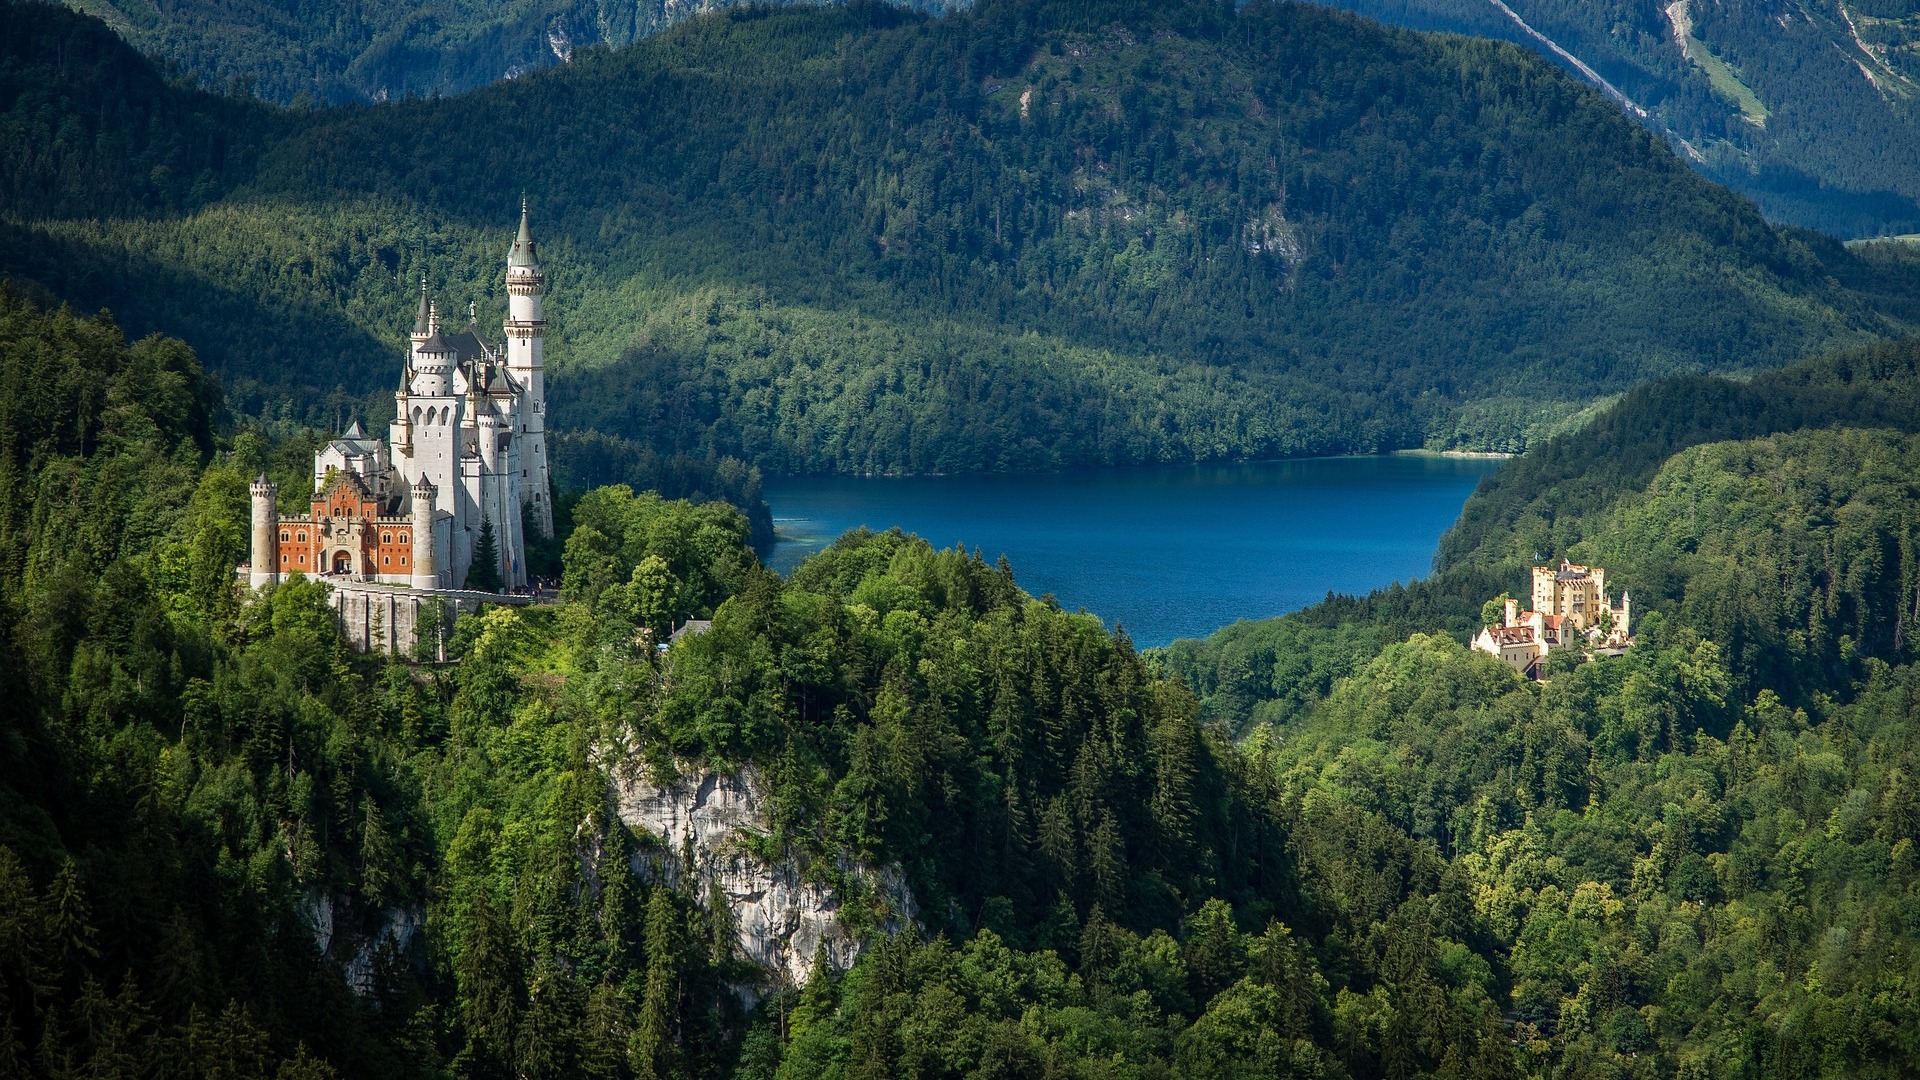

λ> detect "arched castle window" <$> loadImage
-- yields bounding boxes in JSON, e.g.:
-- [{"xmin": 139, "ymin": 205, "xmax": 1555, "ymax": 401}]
[
  {"xmin": 281, "ymin": 531, "xmax": 290, "ymax": 542},
  {"xmin": 382, "ymin": 532, "xmax": 392, "ymax": 544}
]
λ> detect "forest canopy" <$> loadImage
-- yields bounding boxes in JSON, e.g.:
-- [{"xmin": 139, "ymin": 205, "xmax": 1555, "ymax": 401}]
[{"xmin": 15, "ymin": 266, "xmax": 1920, "ymax": 1078}]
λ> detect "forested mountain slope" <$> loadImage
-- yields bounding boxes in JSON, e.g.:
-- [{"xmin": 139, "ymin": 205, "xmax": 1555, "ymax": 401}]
[
  {"xmin": 5, "ymin": 0, "xmax": 1920, "ymax": 472},
  {"xmin": 1313, "ymin": 0, "xmax": 1920, "ymax": 238},
  {"xmin": 1147, "ymin": 341, "xmax": 1920, "ymax": 1074},
  {"xmin": 18, "ymin": 280, "xmax": 1920, "ymax": 1077},
  {"xmin": 0, "ymin": 285, "xmax": 1529, "ymax": 1078},
  {"xmin": 72, "ymin": 0, "xmax": 1920, "ymax": 239},
  {"xmin": 1162, "ymin": 335, "xmax": 1920, "ymax": 732}
]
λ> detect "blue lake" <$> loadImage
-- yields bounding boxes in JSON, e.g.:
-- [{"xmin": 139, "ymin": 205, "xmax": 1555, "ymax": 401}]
[{"xmin": 764, "ymin": 454, "xmax": 1506, "ymax": 647}]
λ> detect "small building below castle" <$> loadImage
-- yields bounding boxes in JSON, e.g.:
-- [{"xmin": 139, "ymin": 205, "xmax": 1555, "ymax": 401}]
[{"xmin": 1473, "ymin": 560, "xmax": 1632, "ymax": 679}]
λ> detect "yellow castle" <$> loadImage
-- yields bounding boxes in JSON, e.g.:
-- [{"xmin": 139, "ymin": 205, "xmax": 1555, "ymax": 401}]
[{"xmin": 1473, "ymin": 560, "xmax": 1632, "ymax": 679}]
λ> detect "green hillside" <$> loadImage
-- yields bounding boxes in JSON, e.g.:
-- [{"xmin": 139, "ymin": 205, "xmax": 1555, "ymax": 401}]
[
  {"xmin": 61, "ymin": 0, "xmax": 1920, "ymax": 239},
  {"xmin": 55, "ymin": 0, "xmax": 1920, "ymax": 241},
  {"xmin": 1162, "ymin": 334, "xmax": 1920, "ymax": 734},
  {"xmin": 1315, "ymin": 0, "xmax": 1920, "ymax": 238},
  {"xmin": 1147, "ymin": 342, "xmax": 1920, "ymax": 1073},
  {"xmin": 5, "ymin": 0, "xmax": 1920, "ymax": 474}
]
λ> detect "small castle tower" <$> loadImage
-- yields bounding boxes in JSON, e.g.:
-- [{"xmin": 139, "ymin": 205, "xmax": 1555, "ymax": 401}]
[
  {"xmin": 412, "ymin": 300, "xmax": 451, "ymax": 397},
  {"xmin": 410, "ymin": 476, "xmax": 439, "ymax": 590},
  {"xmin": 249, "ymin": 475, "xmax": 279, "ymax": 589},
  {"xmin": 504, "ymin": 197, "xmax": 555, "ymax": 538},
  {"xmin": 392, "ymin": 309, "xmax": 415, "ymax": 454}
]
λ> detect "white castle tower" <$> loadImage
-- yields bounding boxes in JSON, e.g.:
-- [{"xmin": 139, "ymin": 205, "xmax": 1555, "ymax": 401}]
[
  {"xmin": 241, "ymin": 202, "xmax": 560, "ymax": 655},
  {"xmin": 409, "ymin": 475, "xmax": 438, "ymax": 590},
  {"xmin": 504, "ymin": 197, "xmax": 555, "ymax": 538}
]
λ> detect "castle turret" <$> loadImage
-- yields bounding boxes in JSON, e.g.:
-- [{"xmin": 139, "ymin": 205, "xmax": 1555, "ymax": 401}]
[
  {"xmin": 249, "ymin": 475, "xmax": 279, "ymax": 589},
  {"xmin": 504, "ymin": 197, "xmax": 554, "ymax": 538},
  {"xmin": 410, "ymin": 476, "xmax": 439, "ymax": 590},
  {"xmin": 412, "ymin": 301, "xmax": 453, "ymax": 397},
  {"xmin": 392, "ymin": 377, "xmax": 412, "ymax": 454},
  {"xmin": 407, "ymin": 279, "xmax": 433, "ymax": 375}
]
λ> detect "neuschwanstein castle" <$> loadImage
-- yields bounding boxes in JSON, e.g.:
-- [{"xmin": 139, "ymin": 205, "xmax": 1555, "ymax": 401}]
[{"xmin": 242, "ymin": 203, "xmax": 555, "ymax": 649}]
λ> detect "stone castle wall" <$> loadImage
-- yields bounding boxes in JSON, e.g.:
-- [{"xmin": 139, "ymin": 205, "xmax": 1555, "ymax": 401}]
[{"xmin": 328, "ymin": 581, "xmax": 534, "ymax": 660}]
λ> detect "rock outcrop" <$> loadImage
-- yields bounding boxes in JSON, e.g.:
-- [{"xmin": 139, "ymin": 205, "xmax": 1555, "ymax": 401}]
[
  {"xmin": 299, "ymin": 890, "xmax": 424, "ymax": 996},
  {"xmin": 612, "ymin": 765, "xmax": 916, "ymax": 988}
]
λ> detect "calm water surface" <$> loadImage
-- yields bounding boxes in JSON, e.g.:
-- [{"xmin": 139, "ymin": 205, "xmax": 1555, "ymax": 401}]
[{"xmin": 765, "ymin": 455, "xmax": 1505, "ymax": 647}]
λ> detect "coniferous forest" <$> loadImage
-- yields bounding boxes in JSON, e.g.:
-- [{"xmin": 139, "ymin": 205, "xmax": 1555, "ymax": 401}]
[
  {"xmin": 11, "ymin": 0, "xmax": 1920, "ymax": 1078},
  {"xmin": 18, "ymin": 252, "xmax": 1920, "ymax": 1079}
]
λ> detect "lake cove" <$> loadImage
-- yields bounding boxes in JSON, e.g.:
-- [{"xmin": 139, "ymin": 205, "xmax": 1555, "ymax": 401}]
[{"xmin": 765, "ymin": 454, "xmax": 1506, "ymax": 647}]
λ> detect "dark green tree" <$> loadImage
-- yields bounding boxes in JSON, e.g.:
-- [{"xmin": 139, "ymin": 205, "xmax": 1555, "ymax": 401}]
[{"xmin": 468, "ymin": 517, "xmax": 503, "ymax": 593}]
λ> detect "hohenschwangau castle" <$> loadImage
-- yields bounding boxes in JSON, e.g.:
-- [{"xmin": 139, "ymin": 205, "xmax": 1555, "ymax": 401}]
[{"xmin": 244, "ymin": 203, "xmax": 554, "ymax": 608}]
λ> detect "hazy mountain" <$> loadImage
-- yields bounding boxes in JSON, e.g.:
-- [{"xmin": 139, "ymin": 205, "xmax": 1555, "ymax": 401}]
[
  {"xmin": 1311, "ymin": 0, "xmax": 1920, "ymax": 237},
  {"xmin": 62, "ymin": 0, "xmax": 965, "ymax": 104}
]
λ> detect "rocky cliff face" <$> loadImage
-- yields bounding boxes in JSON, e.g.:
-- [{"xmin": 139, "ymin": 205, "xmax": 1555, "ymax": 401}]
[
  {"xmin": 300, "ymin": 890, "xmax": 424, "ymax": 996},
  {"xmin": 611, "ymin": 765, "xmax": 916, "ymax": 988}
]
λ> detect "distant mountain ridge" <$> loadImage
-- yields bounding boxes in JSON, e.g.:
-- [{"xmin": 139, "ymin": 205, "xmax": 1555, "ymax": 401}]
[
  {"xmin": 1310, "ymin": 0, "xmax": 1920, "ymax": 237},
  {"xmin": 62, "ymin": 0, "xmax": 965, "ymax": 104},
  {"xmin": 58, "ymin": 0, "xmax": 1920, "ymax": 239},
  {"xmin": 5, "ymin": 0, "xmax": 1919, "ymax": 475}
]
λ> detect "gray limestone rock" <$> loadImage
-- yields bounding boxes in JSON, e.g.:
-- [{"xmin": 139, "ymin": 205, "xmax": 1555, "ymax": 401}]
[{"xmin": 611, "ymin": 765, "xmax": 916, "ymax": 988}]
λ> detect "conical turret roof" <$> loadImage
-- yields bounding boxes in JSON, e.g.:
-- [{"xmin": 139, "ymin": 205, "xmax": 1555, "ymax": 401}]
[
  {"xmin": 413, "ymin": 280, "xmax": 432, "ymax": 335},
  {"xmin": 508, "ymin": 197, "xmax": 539, "ymax": 269}
]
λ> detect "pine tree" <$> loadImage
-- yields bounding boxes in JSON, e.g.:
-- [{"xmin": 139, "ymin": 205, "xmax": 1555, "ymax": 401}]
[
  {"xmin": 457, "ymin": 893, "xmax": 521, "ymax": 1074},
  {"xmin": 631, "ymin": 887, "xmax": 680, "ymax": 1080},
  {"xmin": 360, "ymin": 801, "xmax": 400, "ymax": 909},
  {"xmin": 598, "ymin": 826, "xmax": 642, "ymax": 976},
  {"xmin": 468, "ymin": 517, "xmax": 503, "ymax": 593},
  {"xmin": 45, "ymin": 859, "xmax": 98, "ymax": 974}
]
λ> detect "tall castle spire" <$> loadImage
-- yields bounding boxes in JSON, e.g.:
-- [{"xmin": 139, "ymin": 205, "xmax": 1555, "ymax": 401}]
[
  {"xmin": 508, "ymin": 195, "xmax": 539, "ymax": 269},
  {"xmin": 503, "ymin": 196, "xmax": 553, "ymax": 538},
  {"xmin": 412, "ymin": 276, "xmax": 432, "ymax": 336}
]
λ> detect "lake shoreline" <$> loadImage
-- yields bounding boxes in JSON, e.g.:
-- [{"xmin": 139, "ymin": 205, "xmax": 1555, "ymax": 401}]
[
  {"xmin": 764, "ymin": 449, "xmax": 1519, "ymax": 481},
  {"xmin": 1390, "ymin": 448, "xmax": 1519, "ymax": 460},
  {"xmin": 764, "ymin": 455, "xmax": 1506, "ymax": 646}
]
